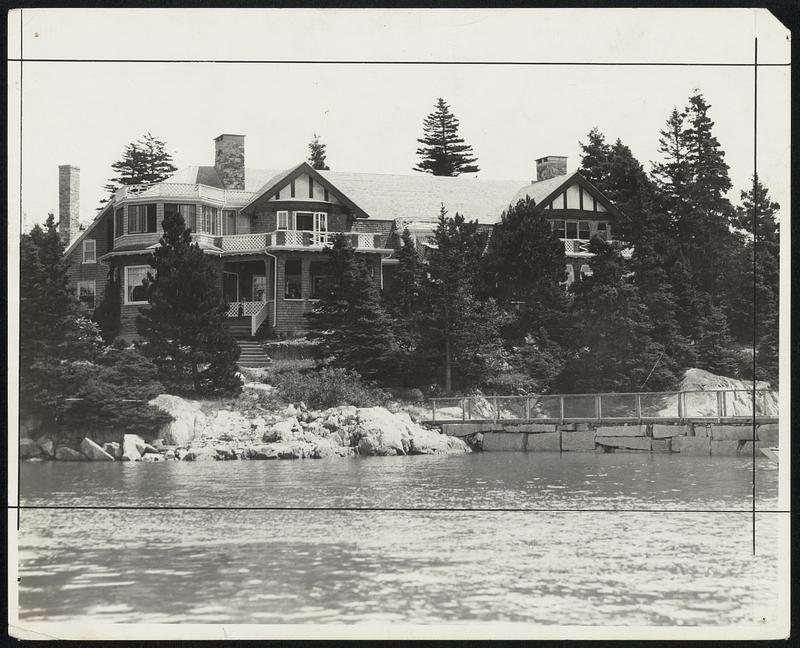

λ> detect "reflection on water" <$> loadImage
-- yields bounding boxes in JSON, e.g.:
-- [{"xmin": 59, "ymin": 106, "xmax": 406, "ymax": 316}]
[{"xmin": 17, "ymin": 453, "xmax": 781, "ymax": 625}]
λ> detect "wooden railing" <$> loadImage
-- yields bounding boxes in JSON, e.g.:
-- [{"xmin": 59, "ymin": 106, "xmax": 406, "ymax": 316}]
[
  {"xmin": 252, "ymin": 300, "xmax": 270, "ymax": 335},
  {"xmin": 221, "ymin": 233, "xmax": 269, "ymax": 253},
  {"xmin": 425, "ymin": 389, "xmax": 779, "ymax": 425},
  {"xmin": 269, "ymin": 230, "xmax": 384, "ymax": 250},
  {"xmin": 114, "ymin": 183, "xmax": 254, "ymax": 206}
]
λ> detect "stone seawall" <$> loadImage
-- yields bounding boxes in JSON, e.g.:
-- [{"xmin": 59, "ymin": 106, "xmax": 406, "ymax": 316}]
[{"xmin": 444, "ymin": 422, "xmax": 779, "ymax": 456}]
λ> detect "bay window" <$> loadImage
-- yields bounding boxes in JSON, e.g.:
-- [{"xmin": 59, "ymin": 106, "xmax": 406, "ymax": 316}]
[
  {"xmin": 223, "ymin": 210, "xmax": 237, "ymax": 235},
  {"xmin": 128, "ymin": 204, "xmax": 157, "ymax": 234},
  {"xmin": 165, "ymin": 203, "xmax": 197, "ymax": 230},
  {"xmin": 199, "ymin": 206, "xmax": 221, "ymax": 235},
  {"xmin": 115, "ymin": 208, "xmax": 124, "ymax": 237}
]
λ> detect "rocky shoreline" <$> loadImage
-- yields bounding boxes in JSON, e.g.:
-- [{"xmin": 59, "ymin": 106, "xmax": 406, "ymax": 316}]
[{"xmin": 19, "ymin": 384, "xmax": 470, "ymax": 463}]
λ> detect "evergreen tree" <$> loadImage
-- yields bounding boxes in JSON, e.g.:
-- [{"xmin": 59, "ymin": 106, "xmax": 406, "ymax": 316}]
[
  {"xmin": 92, "ymin": 267, "xmax": 122, "ymax": 344},
  {"xmin": 693, "ymin": 304, "xmax": 741, "ymax": 377},
  {"xmin": 103, "ymin": 133, "xmax": 178, "ymax": 203},
  {"xmin": 417, "ymin": 207, "xmax": 505, "ymax": 393},
  {"xmin": 413, "ymin": 98, "xmax": 480, "ymax": 176},
  {"xmin": 383, "ymin": 229, "xmax": 426, "ymax": 385},
  {"xmin": 136, "ymin": 210, "xmax": 241, "ymax": 396},
  {"xmin": 729, "ymin": 175, "xmax": 780, "ymax": 383},
  {"xmin": 20, "ymin": 214, "xmax": 77, "ymax": 373},
  {"xmin": 556, "ymin": 238, "xmax": 676, "ymax": 392},
  {"xmin": 480, "ymin": 196, "xmax": 569, "ymax": 344},
  {"xmin": 306, "ymin": 234, "xmax": 398, "ymax": 384},
  {"xmin": 307, "ymin": 133, "xmax": 330, "ymax": 170}
]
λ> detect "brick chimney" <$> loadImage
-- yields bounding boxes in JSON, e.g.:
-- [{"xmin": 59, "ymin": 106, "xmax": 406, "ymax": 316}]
[
  {"xmin": 535, "ymin": 155, "xmax": 568, "ymax": 182},
  {"xmin": 214, "ymin": 134, "xmax": 245, "ymax": 190},
  {"xmin": 58, "ymin": 164, "xmax": 80, "ymax": 246}
]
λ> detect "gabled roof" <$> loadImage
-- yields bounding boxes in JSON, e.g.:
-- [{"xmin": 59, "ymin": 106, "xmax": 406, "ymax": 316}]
[
  {"xmin": 240, "ymin": 161, "xmax": 372, "ymax": 219},
  {"xmin": 64, "ymin": 201, "xmax": 114, "ymax": 256},
  {"xmin": 511, "ymin": 171, "xmax": 620, "ymax": 218}
]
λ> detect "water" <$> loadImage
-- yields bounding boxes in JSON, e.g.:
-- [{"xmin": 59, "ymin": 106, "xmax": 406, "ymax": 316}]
[{"xmin": 17, "ymin": 453, "xmax": 782, "ymax": 625}]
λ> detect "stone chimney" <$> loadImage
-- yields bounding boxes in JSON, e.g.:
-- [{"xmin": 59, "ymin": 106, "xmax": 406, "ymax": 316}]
[
  {"xmin": 535, "ymin": 155, "xmax": 568, "ymax": 182},
  {"xmin": 214, "ymin": 134, "xmax": 245, "ymax": 190},
  {"xmin": 58, "ymin": 164, "xmax": 80, "ymax": 246}
]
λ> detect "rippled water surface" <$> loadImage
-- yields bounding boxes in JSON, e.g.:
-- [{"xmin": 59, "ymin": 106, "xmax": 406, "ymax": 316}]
[{"xmin": 17, "ymin": 453, "xmax": 782, "ymax": 625}]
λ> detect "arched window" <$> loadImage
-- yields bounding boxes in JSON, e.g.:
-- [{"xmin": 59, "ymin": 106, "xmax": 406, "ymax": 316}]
[
  {"xmin": 563, "ymin": 264, "xmax": 575, "ymax": 288},
  {"xmin": 580, "ymin": 264, "xmax": 593, "ymax": 280}
]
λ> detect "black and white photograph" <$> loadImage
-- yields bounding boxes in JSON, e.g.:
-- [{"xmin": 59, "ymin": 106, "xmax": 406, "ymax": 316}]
[{"xmin": 7, "ymin": 8, "xmax": 791, "ymax": 640}]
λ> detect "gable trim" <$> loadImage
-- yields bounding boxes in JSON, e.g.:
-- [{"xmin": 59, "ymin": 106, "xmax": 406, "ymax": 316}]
[
  {"xmin": 533, "ymin": 172, "xmax": 619, "ymax": 218},
  {"xmin": 241, "ymin": 162, "xmax": 370, "ymax": 219}
]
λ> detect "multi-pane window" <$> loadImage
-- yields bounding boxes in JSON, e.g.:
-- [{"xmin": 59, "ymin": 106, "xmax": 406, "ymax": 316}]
[
  {"xmin": 551, "ymin": 219, "xmax": 596, "ymax": 240},
  {"xmin": 165, "ymin": 203, "xmax": 197, "ymax": 230},
  {"xmin": 580, "ymin": 264, "xmax": 593, "ymax": 280},
  {"xmin": 284, "ymin": 258, "xmax": 302, "ymax": 299},
  {"xmin": 115, "ymin": 208, "xmax": 125, "ymax": 237},
  {"xmin": 198, "ymin": 206, "xmax": 221, "ymax": 235},
  {"xmin": 277, "ymin": 211, "xmax": 289, "ymax": 230},
  {"xmin": 77, "ymin": 281, "xmax": 96, "ymax": 310},
  {"xmin": 128, "ymin": 204, "xmax": 157, "ymax": 234},
  {"xmin": 82, "ymin": 239, "xmax": 96, "ymax": 263},
  {"xmin": 125, "ymin": 265, "xmax": 151, "ymax": 304}
]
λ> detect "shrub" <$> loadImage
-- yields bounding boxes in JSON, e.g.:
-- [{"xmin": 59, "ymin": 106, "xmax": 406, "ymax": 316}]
[{"xmin": 272, "ymin": 368, "xmax": 387, "ymax": 409}]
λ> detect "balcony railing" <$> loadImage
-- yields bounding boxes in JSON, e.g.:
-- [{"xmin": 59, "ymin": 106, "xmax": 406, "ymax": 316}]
[
  {"xmin": 221, "ymin": 233, "xmax": 270, "ymax": 253},
  {"xmin": 114, "ymin": 183, "xmax": 254, "ymax": 205},
  {"xmin": 269, "ymin": 230, "xmax": 384, "ymax": 250}
]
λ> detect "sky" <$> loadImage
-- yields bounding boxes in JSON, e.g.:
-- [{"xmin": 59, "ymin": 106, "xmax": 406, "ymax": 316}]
[{"xmin": 8, "ymin": 9, "xmax": 791, "ymax": 231}]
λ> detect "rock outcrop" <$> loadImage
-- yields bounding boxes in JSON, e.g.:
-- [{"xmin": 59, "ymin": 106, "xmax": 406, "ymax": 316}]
[
  {"xmin": 19, "ymin": 438, "xmax": 42, "ymax": 459},
  {"xmin": 149, "ymin": 394, "xmax": 203, "ymax": 446}
]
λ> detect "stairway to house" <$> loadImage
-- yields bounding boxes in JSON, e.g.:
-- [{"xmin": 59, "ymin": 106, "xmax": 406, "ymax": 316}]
[
  {"xmin": 227, "ymin": 317, "xmax": 272, "ymax": 368},
  {"xmin": 236, "ymin": 339, "xmax": 273, "ymax": 368}
]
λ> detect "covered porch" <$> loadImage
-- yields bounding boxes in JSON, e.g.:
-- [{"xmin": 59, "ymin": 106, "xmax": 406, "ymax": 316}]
[{"xmin": 222, "ymin": 256, "xmax": 275, "ymax": 337}]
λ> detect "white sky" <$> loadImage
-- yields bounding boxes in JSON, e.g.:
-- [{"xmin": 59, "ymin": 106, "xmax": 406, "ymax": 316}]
[{"xmin": 8, "ymin": 9, "xmax": 791, "ymax": 231}]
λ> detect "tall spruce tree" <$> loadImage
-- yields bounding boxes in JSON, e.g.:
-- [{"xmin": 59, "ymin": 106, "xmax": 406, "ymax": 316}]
[
  {"xmin": 413, "ymin": 98, "xmax": 480, "ymax": 176},
  {"xmin": 307, "ymin": 133, "xmax": 330, "ymax": 170},
  {"xmin": 556, "ymin": 238, "xmax": 676, "ymax": 392},
  {"xmin": 103, "ymin": 133, "xmax": 177, "ymax": 204},
  {"xmin": 729, "ymin": 175, "xmax": 780, "ymax": 384},
  {"xmin": 417, "ymin": 207, "xmax": 505, "ymax": 393},
  {"xmin": 136, "ymin": 210, "xmax": 241, "ymax": 396},
  {"xmin": 92, "ymin": 267, "xmax": 122, "ymax": 343},
  {"xmin": 306, "ymin": 234, "xmax": 398, "ymax": 384}
]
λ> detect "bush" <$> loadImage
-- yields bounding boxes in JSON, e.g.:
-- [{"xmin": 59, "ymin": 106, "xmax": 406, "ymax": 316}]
[{"xmin": 272, "ymin": 368, "xmax": 387, "ymax": 409}]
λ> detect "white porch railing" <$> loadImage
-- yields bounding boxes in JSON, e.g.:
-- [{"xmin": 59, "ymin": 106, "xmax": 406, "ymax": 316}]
[
  {"xmin": 222, "ymin": 233, "xmax": 268, "ymax": 253},
  {"xmin": 269, "ymin": 230, "xmax": 384, "ymax": 250},
  {"xmin": 252, "ymin": 300, "xmax": 269, "ymax": 336},
  {"xmin": 561, "ymin": 238, "xmax": 592, "ymax": 255},
  {"xmin": 227, "ymin": 301, "xmax": 270, "ymax": 336},
  {"xmin": 357, "ymin": 233, "xmax": 375, "ymax": 249}
]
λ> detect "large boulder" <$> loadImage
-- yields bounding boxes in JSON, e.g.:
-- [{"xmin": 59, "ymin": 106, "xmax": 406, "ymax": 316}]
[
  {"xmin": 80, "ymin": 437, "xmax": 115, "ymax": 461},
  {"xmin": 149, "ymin": 394, "xmax": 205, "ymax": 446},
  {"xmin": 354, "ymin": 407, "xmax": 407, "ymax": 456},
  {"xmin": 103, "ymin": 441, "xmax": 123, "ymax": 460},
  {"xmin": 19, "ymin": 438, "xmax": 42, "ymax": 459},
  {"xmin": 404, "ymin": 425, "xmax": 469, "ymax": 455},
  {"xmin": 122, "ymin": 434, "xmax": 144, "ymax": 461},
  {"xmin": 55, "ymin": 446, "xmax": 88, "ymax": 461},
  {"xmin": 141, "ymin": 453, "xmax": 164, "ymax": 462},
  {"xmin": 37, "ymin": 435, "xmax": 55, "ymax": 458}
]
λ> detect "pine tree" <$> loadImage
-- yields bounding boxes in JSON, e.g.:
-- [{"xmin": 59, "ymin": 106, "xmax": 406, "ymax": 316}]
[
  {"xmin": 103, "ymin": 133, "xmax": 178, "ymax": 204},
  {"xmin": 413, "ymin": 98, "xmax": 480, "ymax": 176},
  {"xmin": 417, "ymin": 207, "xmax": 505, "ymax": 393},
  {"xmin": 480, "ymin": 196, "xmax": 569, "ymax": 344},
  {"xmin": 306, "ymin": 234, "xmax": 398, "ymax": 384},
  {"xmin": 136, "ymin": 209, "xmax": 241, "ymax": 396},
  {"xmin": 693, "ymin": 304, "xmax": 741, "ymax": 377},
  {"xmin": 556, "ymin": 238, "xmax": 677, "ymax": 392},
  {"xmin": 307, "ymin": 133, "xmax": 330, "ymax": 170}
]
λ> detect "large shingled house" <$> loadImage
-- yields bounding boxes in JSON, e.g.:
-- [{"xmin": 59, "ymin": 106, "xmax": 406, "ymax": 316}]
[{"xmin": 61, "ymin": 134, "xmax": 621, "ymax": 343}]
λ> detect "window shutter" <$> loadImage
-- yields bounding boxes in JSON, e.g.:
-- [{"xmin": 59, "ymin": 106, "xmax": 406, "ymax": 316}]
[{"xmin": 147, "ymin": 204, "xmax": 157, "ymax": 232}]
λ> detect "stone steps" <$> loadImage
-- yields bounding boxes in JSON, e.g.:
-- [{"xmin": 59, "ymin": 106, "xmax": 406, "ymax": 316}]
[{"xmin": 236, "ymin": 340, "xmax": 272, "ymax": 368}]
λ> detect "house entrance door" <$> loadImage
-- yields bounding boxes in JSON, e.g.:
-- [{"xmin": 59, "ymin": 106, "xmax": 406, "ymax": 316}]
[{"xmin": 252, "ymin": 275, "xmax": 267, "ymax": 302}]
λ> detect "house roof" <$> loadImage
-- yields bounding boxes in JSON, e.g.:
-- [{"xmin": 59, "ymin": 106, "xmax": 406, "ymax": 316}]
[
  {"xmin": 165, "ymin": 164, "xmax": 616, "ymax": 225},
  {"xmin": 64, "ymin": 201, "xmax": 114, "ymax": 256}
]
